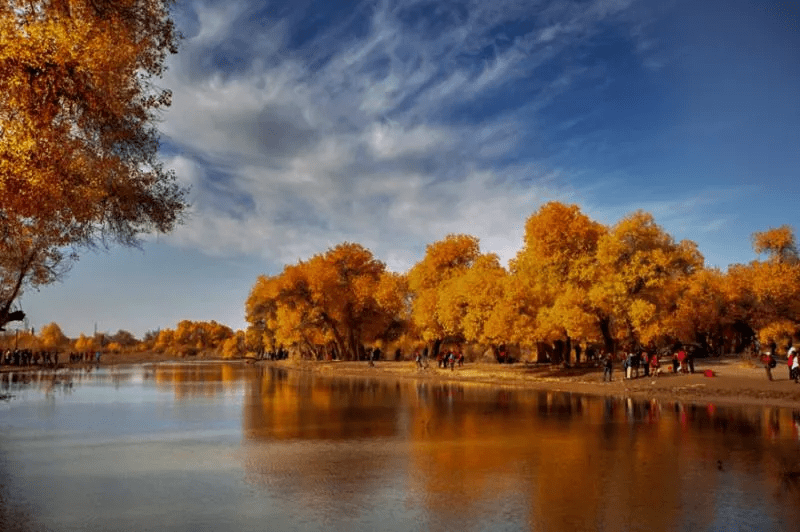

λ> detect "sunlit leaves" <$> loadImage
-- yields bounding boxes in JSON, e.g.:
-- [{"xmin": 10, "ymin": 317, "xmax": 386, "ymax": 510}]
[
  {"xmin": 0, "ymin": 1, "xmax": 186, "ymax": 328},
  {"xmin": 246, "ymin": 243, "xmax": 404, "ymax": 359},
  {"xmin": 752, "ymin": 226, "xmax": 798, "ymax": 263},
  {"xmin": 38, "ymin": 321, "xmax": 67, "ymax": 349},
  {"xmin": 407, "ymin": 234, "xmax": 480, "ymax": 343}
]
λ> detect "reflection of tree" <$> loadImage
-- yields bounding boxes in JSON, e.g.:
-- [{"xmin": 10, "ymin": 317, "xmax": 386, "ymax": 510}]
[
  {"xmin": 237, "ymin": 367, "xmax": 800, "ymax": 529},
  {"xmin": 153, "ymin": 364, "xmax": 245, "ymax": 400},
  {"xmin": 240, "ymin": 367, "xmax": 406, "ymax": 519},
  {"xmin": 242, "ymin": 367, "xmax": 400, "ymax": 441}
]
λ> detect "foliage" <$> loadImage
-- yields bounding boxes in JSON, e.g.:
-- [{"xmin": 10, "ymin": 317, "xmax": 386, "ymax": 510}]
[
  {"xmin": 407, "ymin": 234, "xmax": 481, "ymax": 344},
  {"xmin": 152, "ymin": 320, "xmax": 234, "ymax": 356},
  {"xmin": 38, "ymin": 322, "xmax": 68, "ymax": 349},
  {"xmin": 246, "ymin": 243, "xmax": 404, "ymax": 359},
  {"xmin": 752, "ymin": 226, "xmax": 798, "ymax": 263},
  {"xmin": 0, "ymin": 0, "xmax": 187, "ymax": 329},
  {"xmin": 73, "ymin": 333, "xmax": 96, "ymax": 352},
  {"xmin": 589, "ymin": 211, "xmax": 703, "ymax": 348},
  {"xmin": 509, "ymin": 202, "xmax": 605, "ymax": 352}
]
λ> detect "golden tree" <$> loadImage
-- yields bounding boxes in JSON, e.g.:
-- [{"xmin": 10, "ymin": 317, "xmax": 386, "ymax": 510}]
[
  {"xmin": 437, "ymin": 253, "xmax": 508, "ymax": 345},
  {"xmin": 589, "ymin": 211, "xmax": 703, "ymax": 350},
  {"xmin": 509, "ymin": 202, "xmax": 606, "ymax": 361},
  {"xmin": 726, "ymin": 226, "xmax": 800, "ymax": 350},
  {"xmin": 38, "ymin": 321, "xmax": 68, "ymax": 349},
  {"xmin": 661, "ymin": 268, "xmax": 730, "ymax": 350},
  {"xmin": 246, "ymin": 243, "xmax": 402, "ymax": 360},
  {"xmin": 0, "ymin": 0, "xmax": 187, "ymax": 329},
  {"xmin": 407, "ymin": 234, "xmax": 480, "ymax": 354}
]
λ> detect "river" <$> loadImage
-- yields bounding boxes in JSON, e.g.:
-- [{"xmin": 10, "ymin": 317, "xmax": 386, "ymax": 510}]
[{"xmin": 1, "ymin": 363, "xmax": 800, "ymax": 531}]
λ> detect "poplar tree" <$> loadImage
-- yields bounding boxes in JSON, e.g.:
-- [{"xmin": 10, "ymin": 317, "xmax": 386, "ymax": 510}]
[{"xmin": 0, "ymin": 0, "xmax": 187, "ymax": 329}]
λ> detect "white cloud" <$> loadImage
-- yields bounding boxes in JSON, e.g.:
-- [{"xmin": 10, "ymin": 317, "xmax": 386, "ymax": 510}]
[{"xmin": 158, "ymin": 0, "xmax": 651, "ymax": 270}]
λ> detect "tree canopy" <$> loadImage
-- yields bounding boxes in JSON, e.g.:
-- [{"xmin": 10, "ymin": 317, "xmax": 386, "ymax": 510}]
[
  {"xmin": 0, "ymin": 0, "xmax": 187, "ymax": 329},
  {"xmin": 244, "ymin": 204, "xmax": 798, "ymax": 361}
]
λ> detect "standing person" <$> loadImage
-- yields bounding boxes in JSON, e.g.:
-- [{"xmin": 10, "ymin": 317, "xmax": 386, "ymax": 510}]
[
  {"xmin": 788, "ymin": 345, "xmax": 797, "ymax": 380},
  {"xmin": 763, "ymin": 352, "xmax": 776, "ymax": 380},
  {"xmin": 677, "ymin": 349, "xmax": 687, "ymax": 373},
  {"xmin": 625, "ymin": 352, "xmax": 633, "ymax": 380},
  {"xmin": 642, "ymin": 351, "xmax": 650, "ymax": 377},
  {"xmin": 791, "ymin": 350, "xmax": 799, "ymax": 383},
  {"xmin": 763, "ymin": 342, "xmax": 777, "ymax": 381},
  {"xmin": 603, "ymin": 353, "xmax": 613, "ymax": 382}
]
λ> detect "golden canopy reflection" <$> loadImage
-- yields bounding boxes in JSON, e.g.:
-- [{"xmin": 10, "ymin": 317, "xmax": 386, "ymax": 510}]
[
  {"xmin": 236, "ymin": 366, "xmax": 800, "ymax": 531},
  {"xmin": 152, "ymin": 362, "xmax": 248, "ymax": 399}
]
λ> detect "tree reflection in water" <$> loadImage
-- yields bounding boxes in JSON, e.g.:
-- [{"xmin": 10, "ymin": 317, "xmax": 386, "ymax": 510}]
[{"xmin": 234, "ymin": 365, "xmax": 800, "ymax": 531}]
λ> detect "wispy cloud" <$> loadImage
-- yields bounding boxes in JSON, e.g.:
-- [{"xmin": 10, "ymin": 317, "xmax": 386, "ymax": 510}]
[{"xmin": 159, "ymin": 0, "xmax": 710, "ymax": 270}]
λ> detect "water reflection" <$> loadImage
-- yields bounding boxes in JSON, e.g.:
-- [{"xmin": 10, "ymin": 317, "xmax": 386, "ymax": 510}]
[
  {"xmin": 2, "ymin": 363, "xmax": 800, "ymax": 531},
  {"xmin": 238, "ymin": 366, "xmax": 800, "ymax": 531}
]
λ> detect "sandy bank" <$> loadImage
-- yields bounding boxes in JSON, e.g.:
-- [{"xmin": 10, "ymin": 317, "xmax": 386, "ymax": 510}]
[{"xmin": 269, "ymin": 356, "xmax": 800, "ymax": 409}]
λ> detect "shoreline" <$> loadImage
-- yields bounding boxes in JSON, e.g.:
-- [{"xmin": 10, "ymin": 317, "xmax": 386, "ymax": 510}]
[
  {"xmin": 4, "ymin": 353, "xmax": 800, "ymax": 409},
  {"xmin": 268, "ymin": 357, "xmax": 800, "ymax": 410}
]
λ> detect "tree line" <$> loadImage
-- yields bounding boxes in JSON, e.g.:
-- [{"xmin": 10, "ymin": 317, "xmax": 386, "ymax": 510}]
[{"xmin": 244, "ymin": 202, "xmax": 799, "ymax": 363}]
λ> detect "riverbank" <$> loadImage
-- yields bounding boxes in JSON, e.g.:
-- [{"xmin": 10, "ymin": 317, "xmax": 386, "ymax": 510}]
[
  {"xmin": 4, "ymin": 352, "xmax": 800, "ymax": 409},
  {"xmin": 271, "ymin": 356, "xmax": 800, "ymax": 409}
]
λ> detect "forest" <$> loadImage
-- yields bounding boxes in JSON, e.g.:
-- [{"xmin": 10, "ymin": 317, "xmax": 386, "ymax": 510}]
[{"xmin": 242, "ymin": 202, "xmax": 799, "ymax": 363}]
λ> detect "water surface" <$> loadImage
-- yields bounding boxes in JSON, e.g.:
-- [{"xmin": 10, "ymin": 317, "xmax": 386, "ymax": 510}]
[{"xmin": 2, "ymin": 363, "xmax": 800, "ymax": 531}]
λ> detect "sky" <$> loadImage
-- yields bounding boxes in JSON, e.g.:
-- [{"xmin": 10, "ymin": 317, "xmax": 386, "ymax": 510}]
[{"xmin": 18, "ymin": 0, "xmax": 800, "ymax": 339}]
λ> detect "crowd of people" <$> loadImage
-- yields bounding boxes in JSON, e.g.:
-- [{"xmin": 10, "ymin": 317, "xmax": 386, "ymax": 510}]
[
  {"xmin": 413, "ymin": 348, "xmax": 464, "ymax": 370},
  {"xmin": 1, "ymin": 349, "xmax": 100, "ymax": 368},
  {"xmin": 602, "ymin": 347, "xmax": 701, "ymax": 382}
]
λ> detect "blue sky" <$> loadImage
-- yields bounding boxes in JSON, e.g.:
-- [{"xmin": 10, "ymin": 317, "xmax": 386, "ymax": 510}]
[{"xmin": 20, "ymin": 0, "xmax": 800, "ymax": 338}]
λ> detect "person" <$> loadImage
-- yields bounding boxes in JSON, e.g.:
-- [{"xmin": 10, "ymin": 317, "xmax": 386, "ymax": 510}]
[
  {"xmin": 791, "ymin": 350, "xmax": 799, "ymax": 383},
  {"xmin": 788, "ymin": 345, "xmax": 797, "ymax": 380},
  {"xmin": 642, "ymin": 351, "xmax": 650, "ymax": 377},
  {"xmin": 677, "ymin": 349, "xmax": 687, "ymax": 373},
  {"xmin": 603, "ymin": 353, "xmax": 613, "ymax": 382},
  {"xmin": 650, "ymin": 353, "xmax": 661, "ymax": 376},
  {"xmin": 672, "ymin": 352, "xmax": 679, "ymax": 374},
  {"xmin": 762, "ymin": 349, "xmax": 777, "ymax": 381}
]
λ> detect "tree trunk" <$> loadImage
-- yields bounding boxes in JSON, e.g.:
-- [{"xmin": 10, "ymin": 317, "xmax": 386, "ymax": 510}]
[
  {"xmin": 431, "ymin": 338, "xmax": 442, "ymax": 361},
  {"xmin": 598, "ymin": 315, "xmax": 615, "ymax": 354}
]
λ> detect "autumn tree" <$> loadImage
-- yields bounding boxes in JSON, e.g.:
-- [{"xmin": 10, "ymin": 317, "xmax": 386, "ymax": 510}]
[
  {"xmin": 110, "ymin": 330, "xmax": 138, "ymax": 348},
  {"xmin": 74, "ymin": 333, "xmax": 96, "ymax": 352},
  {"xmin": 38, "ymin": 321, "xmax": 68, "ymax": 349},
  {"xmin": 726, "ymin": 226, "xmax": 800, "ymax": 349},
  {"xmin": 661, "ymin": 268, "xmax": 731, "ymax": 352},
  {"xmin": 0, "ymin": 0, "xmax": 187, "ymax": 329},
  {"xmin": 589, "ymin": 211, "xmax": 704, "ymax": 350},
  {"xmin": 752, "ymin": 226, "xmax": 798, "ymax": 264},
  {"xmin": 509, "ymin": 202, "xmax": 606, "ymax": 361},
  {"xmin": 437, "ymin": 253, "xmax": 508, "ymax": 346},
  {"xmin": 407, "ymin": 234, "xmax": 481, "ymax": 356},
  {"xmin": 246, "ymin": 243, "xmax": 404, "ymax": 360}
]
